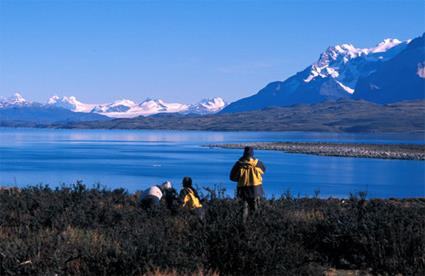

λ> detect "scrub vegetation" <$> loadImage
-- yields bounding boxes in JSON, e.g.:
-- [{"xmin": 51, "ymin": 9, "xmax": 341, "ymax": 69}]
[{"xmin": 0, "ymin": 183, "xmax": 424, "ymax": 275}]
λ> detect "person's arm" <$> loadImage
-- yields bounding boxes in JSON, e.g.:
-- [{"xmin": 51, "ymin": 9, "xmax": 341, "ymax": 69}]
[
  {"xmin": 229, "ymin": 161, "xmax": 240, "ymax": 182},
  {"xmin": 257, "ymin": 160, "xmax": 266, "ymax": 173}
]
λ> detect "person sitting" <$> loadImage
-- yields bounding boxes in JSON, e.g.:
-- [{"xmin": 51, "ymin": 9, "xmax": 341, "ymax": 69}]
[
  {"xmin": 229, "ymin": 146, "xmax": 266, "ymax": 222},
  {"xmin": 140, "ymin": 181, "xmax": 173, "ymax": 210},
  {"xmin": 179, "ymin": 177, "xmax": 205, "ymax": 220}
]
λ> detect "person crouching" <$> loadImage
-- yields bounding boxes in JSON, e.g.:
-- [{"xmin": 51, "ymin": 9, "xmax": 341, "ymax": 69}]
[{"xmin": 140, "ymin": 181, "xmax": 173, "ymax": 210}]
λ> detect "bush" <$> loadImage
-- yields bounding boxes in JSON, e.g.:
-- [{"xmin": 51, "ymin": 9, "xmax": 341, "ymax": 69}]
[{"xmin": 0, "ymin": 184, "xmax": 423, "ymax": 275}]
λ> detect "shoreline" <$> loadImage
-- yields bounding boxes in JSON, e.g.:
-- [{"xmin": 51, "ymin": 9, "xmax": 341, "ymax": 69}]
[{"xmin": 207, "ymin": 142, "xmax": 425, "ymax": 160}]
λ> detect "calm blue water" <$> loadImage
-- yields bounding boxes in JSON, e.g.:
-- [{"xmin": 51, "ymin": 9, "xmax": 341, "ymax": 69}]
[{"xmin": 0, "ymin": 128, "xmax": 424, "ymax": 198}]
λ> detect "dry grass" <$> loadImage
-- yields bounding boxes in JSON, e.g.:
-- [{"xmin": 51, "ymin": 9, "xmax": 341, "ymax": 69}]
[{"xmin": 286, "ymin": 209, "xmax": 326, "ymax": 223}]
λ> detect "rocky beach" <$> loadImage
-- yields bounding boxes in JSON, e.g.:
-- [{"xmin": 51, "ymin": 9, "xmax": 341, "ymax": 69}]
[{"xmin": 208, "ymin": 142, "xmax": 425, "ymax": 160}]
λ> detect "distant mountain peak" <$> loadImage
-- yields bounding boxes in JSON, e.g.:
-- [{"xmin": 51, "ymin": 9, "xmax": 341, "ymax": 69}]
[
  {"xmin": 138, "ymin": 98, "xmax": 170, "ymax": 112},
  {"xmin": 47, "ymin": 95, "xmax": 95, "ymax": 112},
  {"xmin": 370, "ymin": 38, "xmax": 402, "ymax": 53},
  {"xmin": 91, "ymin": 98, "xmax": 138, "ymax": 114},
  {"xmin": 8, "ymin": 92, "xmax": 27, "ymax": 104},
  {"xmin": 47, "ymin": 95, "xmax": 60, "ymax": 104},
  {"xmin": 199, "ymin": 97, "xmax": 225, "ymax": 103},
  {"xmin": 0, "ymin": 92, "xmax": 28, "ymax": 108},
  {"xmin": 12, "ymin": 92, "xmax": 26, "ymax": 101},
  {"xmin": 191, "ymin": 97, "xmax": 227, "ymax": 114},
  {"xmin": 303, "ymin": 38, "xmax": 410, "ymax": 93},
  {"xmin": 112, "ymin": 99, "xmax": 137, "ymax": 106},
  {"xmin": 199, "ymin": 97, "xmax": 226, "ymax": 109},
  {"xmin": 222, "ymin": 34, "xmax": 423, "ymax": 113}
]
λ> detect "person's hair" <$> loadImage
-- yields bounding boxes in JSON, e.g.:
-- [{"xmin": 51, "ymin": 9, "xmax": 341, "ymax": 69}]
[
  {"xmin": 243, "ymin": 146, "xmax": 254, "ymax": 158},
  {"xmin": 182, "ymin": 176, "xmax": 201, "ymax": 199},
  {"xmin": 182, "ymin": 176, "xmax": 192, "ymax": 188}
]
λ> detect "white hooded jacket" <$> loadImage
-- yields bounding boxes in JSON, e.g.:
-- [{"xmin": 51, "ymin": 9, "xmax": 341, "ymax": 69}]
[{"xmin": 141, "ymin": 186, "xmax": 163, "ymax": 200}]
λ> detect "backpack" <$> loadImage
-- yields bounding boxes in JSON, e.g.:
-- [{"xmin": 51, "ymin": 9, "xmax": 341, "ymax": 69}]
[{"xmin": 238, "ymin": 158, "xmax": 264, "ymax": 187}]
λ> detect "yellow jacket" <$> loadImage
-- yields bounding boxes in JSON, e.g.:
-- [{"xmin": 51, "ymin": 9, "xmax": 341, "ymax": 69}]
[
  {"xmin": 180, "ymin": 187, "xmax": 202, "ymax": 209},
  {"xmin": 230, "ymin": 158, "xmax": 265, "ymax": 187}
]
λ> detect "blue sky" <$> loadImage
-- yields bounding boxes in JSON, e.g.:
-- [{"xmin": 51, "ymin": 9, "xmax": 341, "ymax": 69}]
[{"xmin": 0, "ymin": 0, "xmax": 424, "ymax": 104}]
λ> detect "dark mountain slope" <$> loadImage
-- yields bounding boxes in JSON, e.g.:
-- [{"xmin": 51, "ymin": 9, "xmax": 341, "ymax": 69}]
[{"xmin": 353, "ymin": 34, "xmax": 425, "ymax": 103}]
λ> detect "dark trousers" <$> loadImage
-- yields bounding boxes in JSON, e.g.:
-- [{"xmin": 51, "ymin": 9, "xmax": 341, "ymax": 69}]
[
  {"xmin": 237, "ymin": 185, "xmax": 263, "ymax": 223},
  {"xmin": 241, "ymin": 197, "xmax": 261, "ymax": 223}
]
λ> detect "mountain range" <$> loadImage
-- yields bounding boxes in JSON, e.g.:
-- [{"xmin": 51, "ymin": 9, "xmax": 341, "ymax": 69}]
[
  {"xmin": 46, "ymin": 95, "xmax": 226, "ymax": 117},
  {"xmin": 0, "ymin": 94, "xmax": 227, "ymax": 122},
  {"xmin": 0, "ymin": 94, "xmax": 108, "ymax": 123},
  {"xmin": 222, "ymin": 34, "xmax": 425, "ymax": 113}
]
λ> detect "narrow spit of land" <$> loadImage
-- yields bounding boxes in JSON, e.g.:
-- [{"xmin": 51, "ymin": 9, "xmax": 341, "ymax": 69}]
[{"xmin": 208, "ymin": 142, "xmax": 425, "ymax": 160}]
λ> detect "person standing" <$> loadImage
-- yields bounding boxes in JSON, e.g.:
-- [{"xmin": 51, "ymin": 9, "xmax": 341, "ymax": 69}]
[{"xmin": 230, "ymin": 146, "xmax": 266, "ymax": 222}]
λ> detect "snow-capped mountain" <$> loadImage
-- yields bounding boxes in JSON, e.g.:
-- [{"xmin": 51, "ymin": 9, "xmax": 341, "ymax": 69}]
[
  {"xmin": 303, "ymin": 38, "xmax": 409, "ymax": 94},
  {"xmin": 0, "ymin": 94, "xmax": 226, "ymax": 118},
  {"xmin": 139, "ymin": 99, "xmax": 188, "ymax": 114},
  {"xmin": 47, "ymin": 95, "xmax": 96, "ymax": 113},
  {"xmin": 0, "ymin": 93, "xmax": 29, "ymax": 108},
  {"xmin": 91, "ymin": 98, "xmax": 190, "ymax": 118},
  {"xmin": 188, "ymin": 97, "xmax": 226, "ymax": 115},
  {"xmin": 0, "ymin": 93, "xmax": 227, "ymax": 121},
  {"xmin": 0, "ymin": 93, "xmax": 108, "ymax": 123},
  {"xmin": 93, "ymin": 97, "xmax": 226, "ymax": 118},
  {"xmin": 222, "ymin": 37, "xmax": 416, "ymax": 113},
  {"xmin": 91, "ymin": 99, "xmax": 137, "ymax": 114}
]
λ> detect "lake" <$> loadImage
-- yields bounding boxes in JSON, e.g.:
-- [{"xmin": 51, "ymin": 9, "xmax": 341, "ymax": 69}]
[{"xmin": 0, "ymin": 128, "xmax": 424, "ymax": 198}]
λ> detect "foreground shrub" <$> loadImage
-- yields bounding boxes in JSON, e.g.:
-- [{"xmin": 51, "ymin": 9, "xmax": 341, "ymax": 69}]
[{"xmin": 0, "ymin": 184, "xmax": 423, "ymax": 275}]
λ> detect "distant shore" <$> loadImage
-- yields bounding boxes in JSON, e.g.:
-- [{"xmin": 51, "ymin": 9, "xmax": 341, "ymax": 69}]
[
  {"xmin": 2, "ymin": 99, "xmax": 424, "ymax": 134},
  {"xmin": 208, "ymin": 142, "xmax": 425, "ymax": 160}
]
